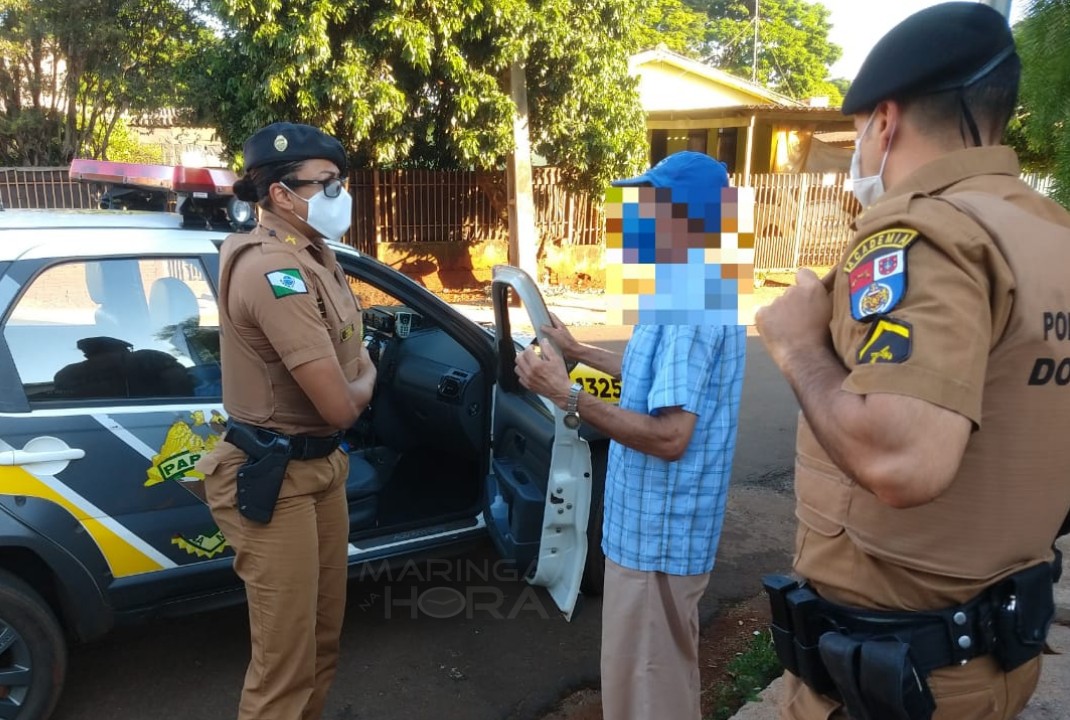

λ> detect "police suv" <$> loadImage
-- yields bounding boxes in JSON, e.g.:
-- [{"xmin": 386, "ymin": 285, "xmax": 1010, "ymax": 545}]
[{"xmin": 0, "ymin": 161, "xmax": 610, "ymax": 719}]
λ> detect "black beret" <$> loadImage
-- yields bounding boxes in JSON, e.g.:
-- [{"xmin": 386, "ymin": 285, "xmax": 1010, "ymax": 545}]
[
  {"xmin": 242, "ymin": 122, "xmax": 347, "ymax": 174},
  {"xmin": 843, "ymin": 2, "xmax": 1017, "ymax": 115}
]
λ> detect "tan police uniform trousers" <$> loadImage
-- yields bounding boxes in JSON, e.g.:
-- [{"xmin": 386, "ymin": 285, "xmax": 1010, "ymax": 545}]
[
  {"xmin": 205, "ymin": 442, "xmax": 350, "ymax": 720},
  {"xmin": 601, "ymin": 558, "xmax": 711, "ymax": 720}
]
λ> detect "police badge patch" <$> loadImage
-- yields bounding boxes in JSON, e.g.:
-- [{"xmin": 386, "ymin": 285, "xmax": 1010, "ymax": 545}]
[
  {"xmin": 843, "ymin": 228, "xmax": 919, "ymax": 321},
  {"xmin": 857, "ymin": 317, "xmax": 913, "ymax": 364}
]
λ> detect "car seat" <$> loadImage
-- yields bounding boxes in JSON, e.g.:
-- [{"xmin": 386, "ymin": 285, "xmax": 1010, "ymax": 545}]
[
  {"xmin": 149, "ymin": 277, "xmax": 220, "ymax": 396},
  {"xmin": 149, "ymin": 278, "xmax": 201, "ymax": 357}
]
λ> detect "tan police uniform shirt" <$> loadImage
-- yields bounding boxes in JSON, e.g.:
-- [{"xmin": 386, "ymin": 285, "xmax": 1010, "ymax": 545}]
[
  {"xmin": 794, "ymin": 146, "xmax": 1070, "ymax": 610},
  {"xmin": 217, "ymin": 209, "xmax": 363, "ymax": 437}
]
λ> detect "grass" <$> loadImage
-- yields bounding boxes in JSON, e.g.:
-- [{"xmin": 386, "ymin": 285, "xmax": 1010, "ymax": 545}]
[{"xmin": 705, "ymin": 629, "xmax": 783, "ymax": 720}]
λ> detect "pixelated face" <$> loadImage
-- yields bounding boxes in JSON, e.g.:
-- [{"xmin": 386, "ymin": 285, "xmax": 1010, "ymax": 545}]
[{"xmin": 604, "ymin": 184, "xmax": 756, "ymax": 325}]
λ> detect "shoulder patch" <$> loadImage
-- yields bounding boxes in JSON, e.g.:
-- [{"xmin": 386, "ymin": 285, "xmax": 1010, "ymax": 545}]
[
  {"xmin": 844, "ymin": 228, "xmax": 919, "ymax": 321},
  {"xmin": 265, "ymin": 268, "xmax": 308, "ymax": 298},
  {"xmin": 856, "ymin": 317, "xmax": 912, "ymax": 365}
]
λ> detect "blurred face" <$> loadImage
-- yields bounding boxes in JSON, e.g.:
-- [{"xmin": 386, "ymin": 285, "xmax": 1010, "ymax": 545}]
[{"xmin": 604, "ymin": 184, "xmax": 755, "ymax": 326}]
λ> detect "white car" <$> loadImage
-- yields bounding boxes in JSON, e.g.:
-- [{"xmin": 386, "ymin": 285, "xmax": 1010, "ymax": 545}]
[{"xmin": 0, "ymin": 161, "xmax": 607, "ymax": 720}]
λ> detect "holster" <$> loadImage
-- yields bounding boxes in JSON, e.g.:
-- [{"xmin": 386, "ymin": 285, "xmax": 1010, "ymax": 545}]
[
  {"xmin": 818, "ymin": 633, "xmax": 935, "ymax": 720},
  {"xmin": 764, "ymin": 559, "xmax": 1057, "ymax": 720},
  {"xmin": 990, "ymin": 560, "xmax": 1056, "ymax": 671},
  {"xmin": 227, "ymin": 422, "xmax": 293, "ymax": 524}
]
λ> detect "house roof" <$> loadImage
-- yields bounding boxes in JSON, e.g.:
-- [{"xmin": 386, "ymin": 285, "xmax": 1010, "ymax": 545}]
[
  {"xmin": 814, "ymin": 130, "xmax": 858, "ymax": 146},
  {"xmin": 629, "ymin": 47, "xmax": 803, "ymax": 108},
  {"xmin": 646, "ymin": 104, "xmax": 854, "ymax": 131}
]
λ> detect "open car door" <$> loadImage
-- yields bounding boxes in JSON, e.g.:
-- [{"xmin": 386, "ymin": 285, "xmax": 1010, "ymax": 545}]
[{"xmin": 484, "ymin": 265, "xmax": 592, "ymax": 620}]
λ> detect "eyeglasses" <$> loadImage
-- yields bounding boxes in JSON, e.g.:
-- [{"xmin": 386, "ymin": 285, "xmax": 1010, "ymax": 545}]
[{"xmin": 282, "ymin": 177, "xmax": 347, "ymax": 198}]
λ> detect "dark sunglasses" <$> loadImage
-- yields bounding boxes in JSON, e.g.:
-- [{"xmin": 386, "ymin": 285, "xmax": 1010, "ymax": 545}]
[{"xmin": 283, "ymin": 177, "xmax": 347, "ymax": 198}]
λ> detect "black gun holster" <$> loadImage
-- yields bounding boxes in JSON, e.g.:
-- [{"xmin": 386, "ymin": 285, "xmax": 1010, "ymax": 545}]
[
  {"xmin": 762, "ymin": 562, "xmax": 1057, "ymax": 720},
  {"xmin": 226, "ymin": 421, "xmax": 294, "ymax": 524}
]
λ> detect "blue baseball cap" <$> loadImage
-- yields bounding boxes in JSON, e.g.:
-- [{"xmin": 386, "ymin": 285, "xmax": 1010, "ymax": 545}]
[{"xmin": 612, "ymin": 151, "xmax": 729, "ymax": 225}]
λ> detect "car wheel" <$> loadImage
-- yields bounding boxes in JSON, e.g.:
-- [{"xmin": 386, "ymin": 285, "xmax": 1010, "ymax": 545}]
[
  {"xmin": 580, "ymin": 443, "xmax": 608, "ymax": 596},
  {"xmin": 0, "ymin": 569, "xmax": 66, "ymax": 720}
]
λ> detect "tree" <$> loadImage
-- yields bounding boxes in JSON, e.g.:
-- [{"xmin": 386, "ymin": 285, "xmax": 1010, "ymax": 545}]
[
  {"xmin": 189, "ymin": 0, "xmax": 648, "ymax": 193},
  {"xmin": 0, "ymin": 0, "xmax": 212, "ymax": 164},
  {"xmin": 687, "ymin": 0, "xmax": 842, "ymax": 100},
  {"xmin": 1014, "ymin": 0, "xmax": 1070, "ymax": 207},
  {"xmin": 630, "ymin": 0, "xmax": 710, "ymax": 57}
]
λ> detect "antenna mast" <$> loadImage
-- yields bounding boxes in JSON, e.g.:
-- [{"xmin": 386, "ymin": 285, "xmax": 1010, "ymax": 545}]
[{"xmin": 752, "ymin": 0, "xmax": 760, "ymax": 83}]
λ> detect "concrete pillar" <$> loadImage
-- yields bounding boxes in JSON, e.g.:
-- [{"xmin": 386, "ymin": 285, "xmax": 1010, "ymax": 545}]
[
  {"xmin": 743, "ymin": 115, "xmax": 756, "ymax": 186},
  {"xmin": 506, "ymin": 61, "xmax": 539, "ymax": 281}
]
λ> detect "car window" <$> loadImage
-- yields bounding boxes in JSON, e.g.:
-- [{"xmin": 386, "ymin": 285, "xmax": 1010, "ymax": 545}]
[{"xmin": 4, "ymin": 257, "xmax": 221, "ymax": 403}]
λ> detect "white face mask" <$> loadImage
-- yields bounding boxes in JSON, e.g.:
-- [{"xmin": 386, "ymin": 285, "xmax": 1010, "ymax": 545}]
[
  {"xmin": 850, "ymin": 111, "xmax": 894, "ymax": 208},
  {"xmin": 283, "ymin": 183, "xmax": 353, "ymax": 241}
]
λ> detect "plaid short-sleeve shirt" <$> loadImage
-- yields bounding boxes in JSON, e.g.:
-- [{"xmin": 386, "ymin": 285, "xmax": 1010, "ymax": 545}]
[{"xmin": 601, "ymin": 324, "xmax": 746, "ymax": 576}]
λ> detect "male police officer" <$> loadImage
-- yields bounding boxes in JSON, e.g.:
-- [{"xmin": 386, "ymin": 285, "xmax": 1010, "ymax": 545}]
[{"xmin": 756, "ymin": 4, "xmax": 1070, "ymax": 719}]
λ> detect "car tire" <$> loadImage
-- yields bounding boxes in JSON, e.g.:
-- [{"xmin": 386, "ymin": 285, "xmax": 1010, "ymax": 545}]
[
  {"xmin": 580, "ymin": 443, "xmax": 608, "ymax": 597},
  {"xmin": 0, "ymin": 569, "xmax": 67, "ymax": 720}
]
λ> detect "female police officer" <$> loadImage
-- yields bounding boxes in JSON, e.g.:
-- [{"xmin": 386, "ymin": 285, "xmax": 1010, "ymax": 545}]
[{"xmin": 197, "ymin": 122, "xmax": 375, "ymax": 720}]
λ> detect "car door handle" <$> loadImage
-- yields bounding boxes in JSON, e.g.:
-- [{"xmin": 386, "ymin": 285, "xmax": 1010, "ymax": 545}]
[{"xmin": 0, "ymin": 448, "xmax": 86, "ymax": 466}]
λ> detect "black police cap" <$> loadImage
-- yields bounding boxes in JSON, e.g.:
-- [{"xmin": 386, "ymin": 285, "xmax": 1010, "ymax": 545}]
[
  {"xmin": 242, "ymin": 122, "xmax": 348, "ymax": 174},
  {"xmin": 842, "ymin": 2, "xmax": 1016, "ymax": 116}
]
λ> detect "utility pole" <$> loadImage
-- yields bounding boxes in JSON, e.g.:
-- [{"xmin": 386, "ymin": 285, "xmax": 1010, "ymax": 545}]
[
  {"xmin": 981, "ymin": 0, "xmax": 1012, "ymax": 19},
  {"xmin": 506, "ymin": 61, "xmax": 538, "ymax": 282},
  {"xmin": 752, "ymin": 0, "xmax": 759, "ymax": 83}
]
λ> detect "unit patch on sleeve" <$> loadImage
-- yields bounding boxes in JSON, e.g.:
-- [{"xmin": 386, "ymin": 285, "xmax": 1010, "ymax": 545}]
[
  {"xmin": 856, "ymin": 317, "xmax": 913, "ymax": 365},
  {"xmin": 843, "ymin": 228, "xmax": 919, "ymax": 321},
  {"xmin": 265, "ymin": 268, "xmax": 308, "ymax": 298}
]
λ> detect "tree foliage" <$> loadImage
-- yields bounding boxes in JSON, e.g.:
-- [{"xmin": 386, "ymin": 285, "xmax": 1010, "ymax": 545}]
[
  {"xmin": 686, "ymin": 0, "xmax": 841, "ymax": 100},
  {"xmin": 0, "ymin": 0, "xmax": 211, "ymax": 165},
  {"xmin": 1015, "ymin": 0, "xmax": 1070, "ymax": 207},
  {"xmin": 630, "ymin": 0, "xmax": 710, "ymax": 57},
  {"xmin": 191, "ymin": 0, "xmax": 648, "ymax": 193}
]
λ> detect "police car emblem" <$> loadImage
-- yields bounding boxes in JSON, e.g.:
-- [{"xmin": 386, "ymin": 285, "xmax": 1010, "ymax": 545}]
[
  {"xmin": 843, "ymin": 228, "xmax": 919, "ymax": 321},
  {"xmin": 273, "ymin": 134, "xmax": 288, "ymax": 152}
]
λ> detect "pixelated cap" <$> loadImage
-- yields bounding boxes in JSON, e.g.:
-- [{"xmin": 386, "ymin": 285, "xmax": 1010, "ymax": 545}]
[
  {"xmin": 842, "ymin": 2, "xmax": 1016, "ymax": 115},
  {"xmin": 242, "ymin": 122, "xmax": 348, "ymax": 174},
  {"xmin": 613, "ymin": 151, "xmax": 729, "ymax": 201}
]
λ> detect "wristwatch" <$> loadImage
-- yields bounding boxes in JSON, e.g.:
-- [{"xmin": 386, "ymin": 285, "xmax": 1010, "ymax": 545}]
[{"xmin": 563, "ymin": 382, "xmax": 583, "ymax": 430}]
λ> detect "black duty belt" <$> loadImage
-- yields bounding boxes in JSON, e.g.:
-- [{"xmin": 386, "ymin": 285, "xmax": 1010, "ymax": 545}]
[
  {"xmin": 225, "ymin": 420, "xmax": 342, "ymax": 461},
  {"xmin": 809, "ymin": 590, "xmax": 994, "ymax": 673},
  {"xmin": 763, "ymin": 559, "xmax": 1058, "ymax": 720}
]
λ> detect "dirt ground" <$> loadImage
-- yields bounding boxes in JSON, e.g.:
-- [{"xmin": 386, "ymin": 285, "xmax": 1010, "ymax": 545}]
[{"xmin": 538, "ymin": 594, "xmax": 773, "ymax": 720}]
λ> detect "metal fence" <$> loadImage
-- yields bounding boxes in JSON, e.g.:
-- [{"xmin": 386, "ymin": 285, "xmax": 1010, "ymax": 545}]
[
  {"xmin": 1, "ymin": 165, "xmax": 1058, "ymax": 273},
  {"xmin": 1022, "ymin": 172, "xmax": 1055, "ymax": 197},
  {"xmin": 0, "ymin": 167, "xmax": 96, "ymax": 209},
  {"xmin": 731, "ymin": 172, "xmax": 861, "ymax": 272},
  {"xmin": 348, "ymin": 167, "xmax": 602, "ymax": 255}
]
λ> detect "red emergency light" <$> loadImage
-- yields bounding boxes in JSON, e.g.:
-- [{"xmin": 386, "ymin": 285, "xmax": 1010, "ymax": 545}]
[
  {"xmin": 69, "ymin": 159, "xmax": 237, "ymax": 196},
  {"xmin": 69, "ymin": 158, "xmax": 254, "ymax": 231}
]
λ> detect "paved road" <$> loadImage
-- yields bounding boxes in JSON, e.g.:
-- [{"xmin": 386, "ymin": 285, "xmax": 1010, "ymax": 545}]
[{"xmin": 52, "ymin": 332, "xmax": 799, "ymax": 720}]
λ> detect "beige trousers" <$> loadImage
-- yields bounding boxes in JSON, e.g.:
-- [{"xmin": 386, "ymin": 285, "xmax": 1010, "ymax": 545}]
[
  {"xmin": 204, "ymin": 442, "xmax": 350, "ymax": 720},
  {"xmin": 600, "ymin": 558, "xmax": 712, "ymax": 720}
]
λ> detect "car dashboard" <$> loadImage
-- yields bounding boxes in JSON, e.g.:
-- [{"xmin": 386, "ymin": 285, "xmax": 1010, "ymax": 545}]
[{"xmin": 360, "ymin": 305, "xmax": 486, "ymax": 458}]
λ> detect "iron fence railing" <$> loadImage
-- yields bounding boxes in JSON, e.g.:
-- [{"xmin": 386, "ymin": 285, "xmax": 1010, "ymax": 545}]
[{"xmin": 2, "ymin": 166, "xmax": 1057, "ymax": 273}]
